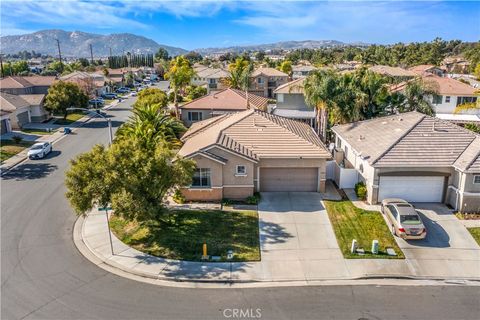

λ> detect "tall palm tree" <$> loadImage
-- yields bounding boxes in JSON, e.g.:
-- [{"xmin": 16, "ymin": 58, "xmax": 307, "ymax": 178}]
[
  {"xmin": 402, "ymin": 78, "xmax": 438, "ymax": 115},
  {"xmin": 222, "ymin": 57, "xmax": 254, "ymax": 108},
  {"xmin": 117, "ymin": 104, "xmax": 186, "ymax": 149},
  {"xmin": 164, "ymin": 56, "xmax": 196, "ymax": 117}
]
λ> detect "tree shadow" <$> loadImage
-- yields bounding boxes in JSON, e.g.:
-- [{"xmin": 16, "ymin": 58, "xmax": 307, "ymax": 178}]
[
  {"xmin": 1, "ymin": 163, "xmax": 58, "ymax": 180},
  {"xmin": 258, "ymin": 221, "xmax": 294, "ymax": 249}
]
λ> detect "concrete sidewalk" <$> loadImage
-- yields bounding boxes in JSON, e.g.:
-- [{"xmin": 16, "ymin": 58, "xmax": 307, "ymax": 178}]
[{"xmin": 76, "ymin": 209, "xmax": 480, "ymax": 286}]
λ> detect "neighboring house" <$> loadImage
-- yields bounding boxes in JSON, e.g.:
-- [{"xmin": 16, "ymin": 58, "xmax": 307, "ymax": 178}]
[
  {"xmin": 409, "ymin": 64, "xmax": 446, "ymax": 77},
  {"xmin": 191, "ymin": 67, "xmax": 230, "ymax": 93},
  {"xmin": 332, "ymin": 111, "xmax": 480, "ymax": 212},
  {"xmin": 0, "ymin": 76, "xmax": 56, "ymax": 95},
  {"xmin": 442, "ymin": 56, "xmax": 471, "ymax": 74},
  {"xmin": 250, "ymin": 67, "xmax": 289, "ymax": 98},
  {"xmin": 368, "ymin": 65, "xmax": 417, "ymax": 81},
  {"xmin": 1, "ymin": 110, "xmax": 12, "ymax": 134},
  {"xmin": 179, "ymin": 88, "xmax": 268, "ymax": 127},
  {"xmin": 60, "ymin": 71, "xmax": 110, "ymax": 97},
  {"xmin": 272, "ymin": 77, "xmax": 317, "ymax": 129},
  {"xmin": 178, "ymin": 109, "xmax": 331, "ymax": 201},
  {"xmin": 391, "ymin": 74, "xmax": 479, "ymax": 122},
  {"xmin": 0, "ymin": 92, "xmax": 49, "ymax": 129},
  {"xmin": 292, "ymin": 65, "xmax": 317, "ymax": 79}
]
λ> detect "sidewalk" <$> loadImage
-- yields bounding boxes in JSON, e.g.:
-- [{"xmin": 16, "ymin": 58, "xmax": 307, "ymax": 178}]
[
  {"xmin": 76, "ymin": 208, "xmax": 480, "ymax": 286},
  {"xmin": 1, "ymin": 99, "xmax": 123, "ymax": 174}
]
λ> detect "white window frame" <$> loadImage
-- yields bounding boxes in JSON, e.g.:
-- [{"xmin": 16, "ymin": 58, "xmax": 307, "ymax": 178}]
[
  {"xmin": 191, "ymin": 168, "xmax": 211, "ymax": 188},
  {"xmin": 445, "ymin": 96, "xmax": 451, "ymax": 103},
  {"xmin": 188, "ymin": 111, "xmax": 203, "ymax": 122},
  {"xmin": 474, "ymin": 175, "xmax": 480, "ymax": 184},
  {"xmin": 235, "ymin": 165, "xmax": 247, "ymax": 176}
]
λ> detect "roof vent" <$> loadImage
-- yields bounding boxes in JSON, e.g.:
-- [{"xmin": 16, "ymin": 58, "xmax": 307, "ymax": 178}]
[{"xmin": 358, "ymin": 135, "xmax": 365, "ymax": 141}]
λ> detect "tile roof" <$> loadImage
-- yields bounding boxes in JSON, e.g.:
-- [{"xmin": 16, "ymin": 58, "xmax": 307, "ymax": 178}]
[
  {"xmin": 18, "ymin": 94, "xmax": 45, "ymax": 105},
  {"xmin": 179, "ymin": 110, "xmax": 330, "ymax": 161},
  {"xmin": 368, "ymin": 65, "xmax": 417, "ymax": 77},
  {"xmin": 0, "ymin": 92, "xmax": 30, "ymax": 111},
  {"xmin": 292, "ymin": 65, "xmax": 317, "ymax": 72},
  {"xmin": 21, "ymin": 76, "xmax": 56, "ymax": 86},
  {"xmin": 195, "ymin": 67, "xmax": 230, "ymax": 79},
  {"xmin": 0, "ymin": 76, "xmax": 55, "ymax": 89},
  {"xmin": 390, "ymin": 74, "xmax": 477, "ymax": 96},
  {"xmin": 179, "ymin": 88, "xmax": 268, "ymax": 111},
  {"xmin": 252, "ymin": 67, "xmax": 288, "ymax": 77},
  {"xmin": 272, "ymin": 108, "xmax": 315, "ymax": 119},
  {"xmin": 453, "ymin": 137, "xmax": 480, "ymax": 173},
  {"xmin": 274, "ymin": 77, "xmax": 305, "ymax": 94},
  {"xmin": 408, "ymin": 64, "xmax": 438, "ymax": 75},
  {"xmin": 333, "ymin": 111, "xmax": 480, "ymax": 169}
]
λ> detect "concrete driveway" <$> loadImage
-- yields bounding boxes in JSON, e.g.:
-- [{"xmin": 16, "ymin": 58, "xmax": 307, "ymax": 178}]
[
  {"xmin": 393, "ymin": 203, "xmax": 480, "ymax": 278},
  {"xmin": 257, "ymin": 192, "xmax": 347, "ymax": 280}
]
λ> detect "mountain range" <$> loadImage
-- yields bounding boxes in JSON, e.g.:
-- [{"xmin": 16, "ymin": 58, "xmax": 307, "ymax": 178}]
[
  {"xmin": 0, "ymin": 30, "xmax": 187, "ymax": 57},
  {"xmin": 0, "ymin": 29, "xmax": 370, "ymax": 58}
]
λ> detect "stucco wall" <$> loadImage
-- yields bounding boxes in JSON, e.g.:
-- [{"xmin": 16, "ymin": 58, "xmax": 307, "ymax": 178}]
[
  {"xmin": 463, "ymin": 173, "xmax": 480, "ymax": 193},
  {"xmin": 223, "ymin": 187, "xmax": 254, "ymax": 199},
  {"xmin": 207, "ymin": 147, "xmax": 255, "ymax": 187},
  {"xmin": 276, "ymin": 93, "xmax": 309, "ymax": 110}
]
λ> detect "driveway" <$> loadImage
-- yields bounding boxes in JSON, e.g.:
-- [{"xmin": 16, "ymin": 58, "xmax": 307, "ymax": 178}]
[
  {"xmin": 257, "ymin": 192, "xmax": 347, "ymax": 280},
  {"xmin": 393, "ymin": 203, "xmax": 480, "ymax": 278}
]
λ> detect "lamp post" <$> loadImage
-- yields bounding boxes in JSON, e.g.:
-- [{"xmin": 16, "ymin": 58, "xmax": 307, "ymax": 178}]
[{"xmin": 66, "ymin": 107, "xmax": 112, "ymax": 145}]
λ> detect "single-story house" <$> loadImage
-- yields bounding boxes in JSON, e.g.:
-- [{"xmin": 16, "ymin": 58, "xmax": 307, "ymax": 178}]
[
  {"xmin": 332, "ymin": 111, "xmax": 480, "ymax": 212},
  {"xmin": 272, "ymin": 77, "xmax": 317, "ymax": 129},
  {"xmin": 0, "ymin": 76, "xmax": 56, "ymax": 95},
  {"xmin": 1, "ymin": 110, "xmax": 13, "ymax": 134},
  {"xmin": 0, "ymin": 92, "xmax": 49, "ymax": 129},
  {"xmin": 368, "ymin": 65, "xmax": 417, "ymax": 81},
  {"xmin": 179, "ymin": 88, "xmax": 268, "ymax": 127},
  {"xmin": 60, "ymin": 71, "xmax": 110, "ymax": 97},
  {"xmin": 408, "ymin": 64, "xmax": 446, "ymax": 77},
  {"xmin": 178, "ymin": 109, "xmax": 331, "ymax": 201}
]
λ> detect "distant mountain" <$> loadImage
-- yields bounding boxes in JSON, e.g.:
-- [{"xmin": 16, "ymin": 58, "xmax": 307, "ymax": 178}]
[
  {"xmin": 195, "ymin": 40, "xmax": 370, "ymax": 55},
  {"xmin": 0, "ymin": 29, "xmax": 188, "ymax": 57}
]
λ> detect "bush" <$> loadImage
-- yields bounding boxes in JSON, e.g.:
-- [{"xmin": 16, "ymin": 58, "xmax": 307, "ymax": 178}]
[
  {"xmin": 246, "ymin": 192, "xmax": 261, "ymax": 205},
  {"xmin": 172, "ymin": 189, "xmax": 185, "ymax": 204},
  {"xmin": 222, "ymin": 198, "xmax": 233, "ymax": 206},
  {"xmin": 12, "ymin": 136, "xmax": 23, "ymax": 144},
  {"xmin": 185, "ymin": 85, "xmax": 207, "ymax": 100},
  {"xmin": 168, "ymin": 91, "xmax": 183, "ymax": 103},
  {"xmin": 354, "ymin": 182, "xmax": 367, "ymax": 200}
]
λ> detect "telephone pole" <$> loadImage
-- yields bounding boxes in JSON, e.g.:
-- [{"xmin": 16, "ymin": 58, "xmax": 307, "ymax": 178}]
[
  {"xmin": 0, "ymin": 54, "xmax": 4, "ymax": 78},
  {"xmin": 89, "ymin": 44, "xmax": 94, "ymax": 64},
  {"xmin": 109, "ymin": 47, "xmax": 112, "ymax": 58},
  {"xmin": 55, "ymin": 39, "xmax": 64, "ymax": 73}
]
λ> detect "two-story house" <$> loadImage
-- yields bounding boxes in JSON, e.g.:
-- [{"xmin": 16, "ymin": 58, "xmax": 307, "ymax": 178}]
[
  {"xmin": 250, "ymin": 67, "xmax": 289, "ymax": 98},
  {"xmin": 292, "ymin": 65, "xmax": 317, "ymax": 79},
  {"xmin": 191, "ymin": 67, "xmax": 230, "ymax": 94},
  {"xmin": 272, "ymin": 78, "xmax": 317, "ymax": 129}
]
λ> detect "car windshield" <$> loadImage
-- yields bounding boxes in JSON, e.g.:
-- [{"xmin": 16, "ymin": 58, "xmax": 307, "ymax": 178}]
[
  {"xmin": 400, "ymin": 215, "xmax": 421, "ymax": 225},
  {"xmin": 31, "ymin": 145, "xmax": 43, "ymax": 150}
]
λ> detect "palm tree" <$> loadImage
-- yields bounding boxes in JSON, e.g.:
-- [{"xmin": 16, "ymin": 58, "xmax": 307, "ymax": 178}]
[
  {"xmin": 402, "ymin": 78, "xmax": 438, "ymax": 115},
  {"xmin": 117, "ymin": 104, "xmax": 186, "ymax": 149},
  {"xmin": 164, "ymin": 56, "xmax": 196, "ymax": 117}
]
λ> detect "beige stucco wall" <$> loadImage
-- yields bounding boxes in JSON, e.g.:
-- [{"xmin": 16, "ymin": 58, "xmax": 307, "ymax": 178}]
[
  {"xmin": 223, "ymin": 187, "xmax": 254, "ymax": 199},
  {"xmin": 207, "ymin": 147, "xmax": 256, "ymax": 187}
]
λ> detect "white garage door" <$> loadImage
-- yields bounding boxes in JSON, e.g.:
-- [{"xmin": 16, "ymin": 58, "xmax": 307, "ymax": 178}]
[
  {"xmin": 260, "ymin": 168, "xmax": 318, "ymax": 192},
  {"xmin": 378, "ymin": 176, "xmax": 444, "ymax": 202}
]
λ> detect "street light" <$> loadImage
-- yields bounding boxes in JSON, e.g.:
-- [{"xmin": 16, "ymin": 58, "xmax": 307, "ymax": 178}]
[{"xmin": 66, "ymin": 107, "xmax": 113, "ymax": 145}]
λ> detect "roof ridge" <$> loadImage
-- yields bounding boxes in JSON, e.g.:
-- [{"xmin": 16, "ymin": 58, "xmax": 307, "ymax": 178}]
[
  {"xmin": 372, "ymin": 114, "xmax": 426, "ymax": 165},
  {"xmin": 181, "ymin": 114, "xmax": 230, "ymax": 141},
  {"xmin": 454, "ymin": 136, "xmax": 480, "ymax": 171},
  {"xmin": 216, "ymin": 133, "xmax": 258, "ymax": 160},
  {"xmin": 333, "ymin": 111, "xmax": 421, "ymax": 130},
  {"xmin": 179, "ymin": 88, "xmax": 231, "ymax": 109}
]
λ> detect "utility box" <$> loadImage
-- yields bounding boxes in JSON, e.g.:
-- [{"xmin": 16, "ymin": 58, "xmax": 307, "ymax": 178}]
[
  {"xmin": 351, "ymin": 239, "xmax": 358, "ymax": 254},
  {"xmin": 371, "ymin": 240, "xmax": 379, "ymax": 254}
]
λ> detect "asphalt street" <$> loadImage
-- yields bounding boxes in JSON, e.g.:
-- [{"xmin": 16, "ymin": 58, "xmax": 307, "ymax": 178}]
[{"xmin": 1, "ymin": 89, "xmax": 479, "ymax": 320}]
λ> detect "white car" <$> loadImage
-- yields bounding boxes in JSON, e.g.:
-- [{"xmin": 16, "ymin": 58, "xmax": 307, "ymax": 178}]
[{"xmin": 28, "ymin": 142, "xmax": 52, "ymax": 159}]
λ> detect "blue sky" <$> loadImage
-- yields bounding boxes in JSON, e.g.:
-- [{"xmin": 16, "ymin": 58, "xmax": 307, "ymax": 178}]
[{"xmin": 1, "ymin": 1, "xmax": 478, "ymax": 50}]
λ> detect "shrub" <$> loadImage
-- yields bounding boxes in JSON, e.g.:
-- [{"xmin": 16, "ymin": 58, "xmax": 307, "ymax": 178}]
[
  {"xmin": 222, "ymin": 198, "xmax": 233, "ymax": 206},
  {"xmin": 354, "ymin": 182, "xmax": 367, "ymax": 200},
  {"xmin": 246, "ymin": 192, "xmax": 261, "ymax": 205},
  {"xmin": 172, "ymin": 189, "xmax": 185, "ymax": 204},
  {"xmin": 168, "ymin": 91, "xmax": 184, "ymax": 103},
  {"xmin": 12, "ymin": 135, "xmax": 23, "ymax": 144}
]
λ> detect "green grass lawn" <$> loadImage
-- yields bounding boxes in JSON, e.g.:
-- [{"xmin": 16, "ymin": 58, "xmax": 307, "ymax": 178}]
[
  {"xmin": 53, "ymin": 112, "xmax": 85, "ymax": 125},
  {"xmin": 324, "ymin": 200, "xmax": 404, "ymax": 259},
  {"xmin": 21, "ymin": 128, "xmax": 57, "ymax": 135},
  {"xmin": 110, "ymin": 209, "xmax": 260, "ymax": 262},
  {"xmin": 1, "ymin": 140, "xmax": 34, "ymax": 163},
  {"xmin": 467, "ymin": 227, "xmax": 480, "ymax": 245}
]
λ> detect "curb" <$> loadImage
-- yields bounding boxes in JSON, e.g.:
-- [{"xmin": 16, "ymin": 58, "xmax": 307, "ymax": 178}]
[{"xmin": 72, "ymin": 215, "xmax": 480, "ymax": 288}]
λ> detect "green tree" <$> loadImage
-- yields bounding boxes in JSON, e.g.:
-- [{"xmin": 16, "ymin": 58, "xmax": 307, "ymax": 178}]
[
  {"xmin": 224, "ymin": 57, "xmax": 253, "ymax": 90},
  {"xmin": 400, "ymin": 78, "xmax": 438, "ymax": 115},
  {"xmin": 155, "ymin": 48, "xmax": 170, "ymax": 61},
  {"xmin": 278, "ymin": 60, "xmax": 293, "ymax": 77},
  {"xmin": 65, "ymin": 137, "xmax": 195, "ymax": 223},
  {"xmin": 44, "ymin": 81, "xmax": 88, "ymax": 118},
  {"xmin": 134, "ymin": 88, "xmax": 168, "ymax": 110},
  {"xmin": 12, "ymin": 60, "xmax": 29, "ymax": 75},
  {"xmin": 47, "ymin": 60, "xmax": 64, "ymax": 74},
  {"xmin": 464, "ymin": 123, "xmax": 480, "ymax": 133},
  {"xmin": 255, "ymin": 51, "xmax": 265, "ymax": 62},
  {"xmin": 164, "ymin": 56, "xmax": 196, "ymax": 116},
  {"xmin": 185, "ymin": 85, "xmax": 207, "ymax": 100},
  {"xmin": 474, "ymin": 63, "xmax": 480, "ymax": 80}
]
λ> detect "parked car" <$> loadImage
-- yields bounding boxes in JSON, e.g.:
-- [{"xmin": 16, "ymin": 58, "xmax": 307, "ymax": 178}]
[
  {"xmin": 116, "ymin": 87, "xmax": 130, "ymax": 93},
  {"xmin": 27, "ymin": 142, "xmax": 52, "ymax": 159},
  {"xmin": 131, "ymin": 92, "xmax": 137, "ymax": 96},
  {"xmin": 102, "ymin": 93, "xmax": 117, "ymax": 99},
  {"xmin": 381, "ymin": 199, "xmax": 427, "ymax": 240},
  {"xmin": 89, "ymin": 98, "xmax": 104, "ymax": 106}
]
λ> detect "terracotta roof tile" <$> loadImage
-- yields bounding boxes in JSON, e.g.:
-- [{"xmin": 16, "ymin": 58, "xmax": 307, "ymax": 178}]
[{"xmin": 180, "ymin": 88, "xmax": 268, "ymax": 111}]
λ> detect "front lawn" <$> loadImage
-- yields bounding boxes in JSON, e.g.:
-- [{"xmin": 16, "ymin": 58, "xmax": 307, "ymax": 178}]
[
  {"xmin": 324, "ymin": 200, "xmax": 404, "ymax": 259},
  {"xmin": 21, "ymin": 128, "xmax": 57, "ymax": 135},
  {"xmin": 467, "ymin": 227, "xmax": 480, "ymax": 245},
  {"xmin": 1, "ymin": 140, "xmax": 34, "ymax": 163},
  {"xmin": 53, "ymin": 112, "xmax": 85, "ymax": 125},
  {"xmin": 110, "ymin": 209, "xmax": 260, "ymax": 262}
]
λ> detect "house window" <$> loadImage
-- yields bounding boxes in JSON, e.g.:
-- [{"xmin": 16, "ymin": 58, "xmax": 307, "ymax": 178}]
[
  {"xmin": 188, "ymin": 111, "xmax": 203, "ymax": 122},
  {"xmin": 336, "ymin": 137, "xmax": 342, "ymax": 149},
  {"xmin": 236, "ymin": 165, "xmax": 247, "ymax": 176},
  {"xmin": 432, "ymin": 95, "xmax": 443, "ymax": 105},
  {"xmin": 257, "ymin": 78, "xmax": 264, "ymax": 84},
  {"xmin": 474, "ymin": 175, "xmax": 480, "ymax": 184},
  {"xmin": 277, "ymin": 93, "xmax": 284, "ymax": 103},
  {"xmin": 445, "ymin": 96, "xmax": 451, "ymax": 103},
  {"xmin": 191, "ymin": 168, "xmax": 211, "ymax": 187},
  {"xmin": 457, "ymin": 96, "xmax": 477, "ymax": 105}
]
